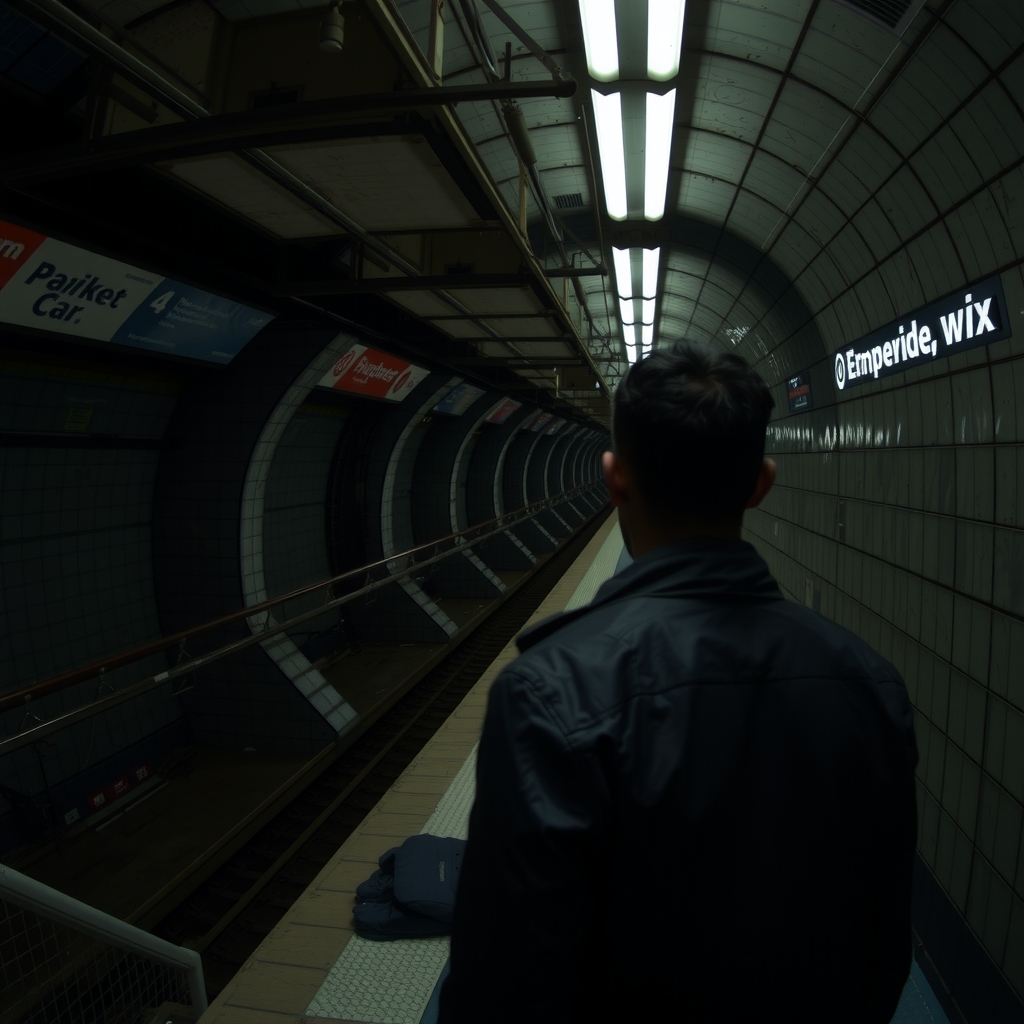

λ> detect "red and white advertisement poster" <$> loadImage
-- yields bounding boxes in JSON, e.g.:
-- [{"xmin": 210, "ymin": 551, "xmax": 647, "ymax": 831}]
[
  {"xmin": 483, "ymin": 397, "xmax": 522, "ymax": 425},
  {"xmin": 0, "ymin": 221, "xmax": 47, "ymax": 290},
  {"xmin": 317, "ymin": 343, "xmax": 430, "ymax": 402},
  {"xmin": 529, "ymin": 412, "xmax": 554, "ymax": 433}
]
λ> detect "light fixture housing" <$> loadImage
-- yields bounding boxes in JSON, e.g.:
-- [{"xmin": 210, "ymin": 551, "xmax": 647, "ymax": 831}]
[
  {"xmin": 644, "ymin": 89, "xmax": 676, "ymax": 220},
  {"xmin": 647, "ymin": 0, "xmax": 687, "ymax": 80},
  {"xmin": 579, "ymin": 0, "xmax": 619, "ymax": 81},
  {"xmin": 592, "ymin": 90, "xmax": 628, "ymax": 220},
  {"xmin": 612, "ymin": 246, "xmax": 633, "ymax": 298},
  {"xmin": 319, "ymin": 2, "xmax": 345, "ymax": 52},
  {"xmin": 642, "ymin": 247, "xmax": 660, "ymax": 297}
]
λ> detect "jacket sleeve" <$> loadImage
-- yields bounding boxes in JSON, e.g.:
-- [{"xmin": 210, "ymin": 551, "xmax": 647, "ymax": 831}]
[{"xmin": 438, "ymin": 664, "xmax": 610, "ymax": 1024}]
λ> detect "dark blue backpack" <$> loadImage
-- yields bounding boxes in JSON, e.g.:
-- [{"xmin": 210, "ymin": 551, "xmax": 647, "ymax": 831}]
[{"xmin": 353, "ymin": 834, "xmax": 466, "ymax": 940}]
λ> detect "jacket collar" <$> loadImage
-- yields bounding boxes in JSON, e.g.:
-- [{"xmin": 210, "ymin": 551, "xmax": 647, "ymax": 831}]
[{"xmin": 517, "ymin": 537, "xmax": 782, "ymax": 652}]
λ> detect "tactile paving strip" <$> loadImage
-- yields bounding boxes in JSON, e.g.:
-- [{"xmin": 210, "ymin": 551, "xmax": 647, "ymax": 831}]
[{"xmin": 304, "ymin": 526, "xmax": 623, "ymax": 1024}]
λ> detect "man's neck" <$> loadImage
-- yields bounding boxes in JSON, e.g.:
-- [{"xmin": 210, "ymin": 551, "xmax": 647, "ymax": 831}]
[{"xmin": 623, "ymin": 513, "xmax": 744, "ymax": 560}]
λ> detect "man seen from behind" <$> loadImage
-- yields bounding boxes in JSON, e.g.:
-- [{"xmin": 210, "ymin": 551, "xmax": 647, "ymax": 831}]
[{"xmin": 439, "ymin": 341, "xmax": 918, "ymax": 1023}]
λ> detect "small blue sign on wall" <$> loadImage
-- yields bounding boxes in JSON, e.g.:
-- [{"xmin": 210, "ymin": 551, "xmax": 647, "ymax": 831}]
[{"xmin": 111, "ymin": 280, "xmax": 273, "ymax": 363}]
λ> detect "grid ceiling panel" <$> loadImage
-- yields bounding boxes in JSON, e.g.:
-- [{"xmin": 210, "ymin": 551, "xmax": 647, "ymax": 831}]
[
  {"xmin": 692, "ymin": 57, "xmax": 779, "ymax": 146},
  {"xmin": 742, "ymin": 150, "xmax": 811, "ymax": 212},
  {"xmin": 793, "ymin": 12, "xmax": 903, "ymax": 108},
  {"xmin": 678, "ymin": 173, "xmax": 738, "ymax": 222},
  {"xmin": 683, "ymin": 129, "xmax": 751, "ymax": 182},
  {"xmin": 769, "ymin": 218, "xmax": 818, "ymax": 279},
  {"xmin": 945, "ymin": 0, "xmax": 1022, "ymax": 65},
  {"xmin": 868, "ymin": 75, "xmax": 945, "ymax": 156},
  {"xmin": 850, "ymin": 199, "xmax": 902, "ymax": 260},
  {"xmin": 821, "ymin": 125, "xmax": 903, "ymax": 214},
  {"xmin": 791, "ymin": 188, "xmax": 847, "ymax": 247},
  {"xmin": 905, "ymin": 226, "xmax": 962, "ymax": 299},
  {"xmin": 761, "ymin": 80, "xmax": 852, "ymax": 174},
  {"xmin": 725, "ymin": 190, "xmax": 786, "ymax": 249},
  {"xmin": 910, "ymin": 127, "xmax": 985, "ymax": 212},
  {"xmin": 873, "ymin": 163, "xmax": 938, "ymax": 238},
  {"xmin": 699, "ymin": 1, "xmax": 806, "ymax": 73}
]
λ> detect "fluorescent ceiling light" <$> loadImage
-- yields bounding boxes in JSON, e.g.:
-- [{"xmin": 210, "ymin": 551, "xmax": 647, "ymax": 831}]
[
  {"xmin": 612, "ymin": 246, "xmax": 633, "ymax": 298},
  {"xmin": 642, "ymin": 323, "xmax": 654, "ymax": 349},
  {"xmin": 579, "ymin": 0, "xmax": 619, "ymax": 81},
  {"xmin": 626, "ymin": 342, "xmax": 638, "ymax": 364},
  {"xmin": 645, "ymin": 89, "xmax": 676, "ymax": 220},
  {"xmin": 648, "ymin": 0, "xmax": 686, "ymax": 80},
  {"xmin": 619, "ymin": 297, "xmax": 635, "ymax": 325},
  {"xmin": 642, "ymin": 247, "xmax": 660, "ymax": 297},
  {"xmin": 592, "ymin": 90, "xmax": 628, "ymax": 220},
  {"xmin": 642, "ymin": 298, "xmax": 656, "ymax": 324}
]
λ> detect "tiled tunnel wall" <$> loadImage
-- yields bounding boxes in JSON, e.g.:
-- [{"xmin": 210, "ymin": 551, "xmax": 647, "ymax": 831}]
[
  {"xmin": 736, "ymin": 11, "xmax": 1024, "ymax": 1015},
  {"xmin": 0, "ymin": 353, "xmax": 187, "ymax": 850},
  {"xmin": 262, "ymin": 401, "xmax": 350, "ymax": 650}
]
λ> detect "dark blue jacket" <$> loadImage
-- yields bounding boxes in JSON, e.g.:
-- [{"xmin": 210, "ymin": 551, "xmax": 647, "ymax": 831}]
[{"xmin": 440, "ymin": 538, "xmax": 918, "ymax": 1023}]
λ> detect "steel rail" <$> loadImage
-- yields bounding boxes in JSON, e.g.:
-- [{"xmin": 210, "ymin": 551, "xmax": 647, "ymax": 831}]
[{"xmin": 0, "ymin": 483, "xmax": 603, "ymax": 724}]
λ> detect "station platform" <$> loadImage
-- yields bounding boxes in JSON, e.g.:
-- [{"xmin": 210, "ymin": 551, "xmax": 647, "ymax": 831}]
[{"xmin": 199, "ymin": 516, "xmax": 950, "ymax": 1024}]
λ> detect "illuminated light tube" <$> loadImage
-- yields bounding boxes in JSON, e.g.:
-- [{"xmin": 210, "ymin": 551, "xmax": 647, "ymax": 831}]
[
  {"xmin": 619, "ymin": 297, "xmax": 636, "ymax": 325},
  {"xmin": 642, "ymin": 298, "xmax": 655, "ymax": 324},
  {"xmin": 647, "ymin": 0, "xmax": 687, "ymax": 81},
  {"xmin": 626, "ymin": 342, "xmax": 638, "ymax": 364},
  {"xmin": 642, "ymin": 247, "xmax": 660, "ymax": 298},
  {"xmin": 612, "ymin": 246, "xmax": 633, "ymax": 298},
  {"xmin": 592, "ymin": 89, "xmax": 628, "ymax": 220},
  {"xmin": 644, "ymin": 89, "xmax": 676, "ymax": 220},
  {"xmin": 579, "ymin": 0, "xmax": 619, "ymax": 81},
  {"xmin": 642, "ymin": 323, "xmax": 654, "ymax": 349}
]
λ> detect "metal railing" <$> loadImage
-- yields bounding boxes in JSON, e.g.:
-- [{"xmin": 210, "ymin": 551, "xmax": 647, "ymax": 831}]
[
  {"xmin": 0, "ymin": 863, "xmax": 206, "ymax": 1024},
  {"xmin": 0, "ymin": 482, "xmax": 605, "ymax": 756}
]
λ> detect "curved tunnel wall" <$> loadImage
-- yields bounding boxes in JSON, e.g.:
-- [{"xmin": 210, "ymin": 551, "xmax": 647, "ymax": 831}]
[
  {"xmin": 729, "ymin": 18, "xmax": 1024, "ymax": 1011},
  {"xmin": 0, "ymin": 322, "xmax": 608, "ymax": 852}
]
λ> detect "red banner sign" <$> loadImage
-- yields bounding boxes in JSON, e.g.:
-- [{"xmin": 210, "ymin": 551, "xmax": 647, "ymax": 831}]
[{"xmin": 317, "ymin": 343, "xmax": 430, "ymax": 402}]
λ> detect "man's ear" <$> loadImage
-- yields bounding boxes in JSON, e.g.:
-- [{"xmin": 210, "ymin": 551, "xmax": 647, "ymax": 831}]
[
  {"xmin": 602, "ymin": 450, "xmax": 631, "ymax": 509},
  {"xmin": 746, "ymin": 458, "xmax": 777, "ymax": 509}
]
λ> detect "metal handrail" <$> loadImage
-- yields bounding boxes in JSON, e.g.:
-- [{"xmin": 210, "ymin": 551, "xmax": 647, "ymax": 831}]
[
  {"xmin": 0, "ymin": 862, "xmax": 207, "ymax": 1016},
  {"xmin": 0, "ymin": 483, "xmax": 605, "ymax": 750}
]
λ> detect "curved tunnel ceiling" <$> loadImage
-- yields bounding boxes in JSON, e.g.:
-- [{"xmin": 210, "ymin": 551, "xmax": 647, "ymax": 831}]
[{"xmin": 403, "ymin": 0, "xmax": 1022, "ymax": 396}]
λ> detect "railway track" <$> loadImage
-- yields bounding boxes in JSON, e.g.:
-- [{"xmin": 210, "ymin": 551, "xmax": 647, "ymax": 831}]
[{"xmin": 152, "ymin": 507, "xmax": 612, "ymax": 999}]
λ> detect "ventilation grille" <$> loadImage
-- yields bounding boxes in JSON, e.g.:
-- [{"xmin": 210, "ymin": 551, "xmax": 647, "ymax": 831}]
[
  {"xmin": 834, "ymin": 0, "xmax": 926, "ymax": 34},
  {"xmin": 553, "ymin": 192, "xmax": 584, "ymax": 210}
]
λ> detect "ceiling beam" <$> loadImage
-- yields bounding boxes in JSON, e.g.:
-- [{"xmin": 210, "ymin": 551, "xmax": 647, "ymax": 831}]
[
  {"xmin": 280, "ymin": 273, "xmax": 536, "ymax": 295},
  {"xmin": 0, "ymin": 80, "xmax": 578, "ymax": 184}
]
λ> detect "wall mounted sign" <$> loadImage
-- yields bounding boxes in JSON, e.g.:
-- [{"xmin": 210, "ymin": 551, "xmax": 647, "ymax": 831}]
[
  {"xmin": 545, "ymin": 418, "xmax": 567, "ymax": 436},
  {"xmin": 529, "ymin": 412, "xmax": 554, "ymax": 433},
  {"xmin": 435, "ymin": 381, "xmax": 486, "ymax": 416},
  {"xmin": 483, "ymin": 397, "xmax": 522, "ymax": 424},
  {"xmin": 787, "ymin": 373, "xmax": 813, "ymax": 412},
  {"xmin": 316, "ymin": 343, "xmax": 430, "ymax": 402},
  {"xmin": 0, "ymin": 219, "xmax": 273, "ymax": 363},
  {"xmin": 833, "ymin": 275, "xmax": 1010, "ymax": 391}
]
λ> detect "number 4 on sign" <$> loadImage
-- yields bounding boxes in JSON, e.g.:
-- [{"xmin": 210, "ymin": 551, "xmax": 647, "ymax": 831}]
[{"xmin": 150, "ymin": 291, "xmax": 175, "ymax": 313}]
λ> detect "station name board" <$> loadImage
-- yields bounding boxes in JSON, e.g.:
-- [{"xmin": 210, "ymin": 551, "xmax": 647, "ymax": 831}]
[
  {"xmin": 0, "ymin": 219, "xmax": 273, "ymax": 363},
  {"xmin": 833, "ymin": 276, "xmax": 1010, "ymax": 391}
]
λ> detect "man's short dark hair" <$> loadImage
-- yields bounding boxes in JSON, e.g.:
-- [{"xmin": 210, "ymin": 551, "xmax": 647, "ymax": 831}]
[{"xmin": 612, "ymin": 341, "xmax": 775, "ymax": 521}]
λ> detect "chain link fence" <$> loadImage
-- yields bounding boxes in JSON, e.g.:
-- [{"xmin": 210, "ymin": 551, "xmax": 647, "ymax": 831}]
[{"xmin": 1, "ymin": 867, "xmax": 205, "ymax": 1024}]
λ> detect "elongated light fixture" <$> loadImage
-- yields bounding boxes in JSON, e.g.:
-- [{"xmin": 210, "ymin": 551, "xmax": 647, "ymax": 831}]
[
  {"xmin": 641, "ymin": 298, "xmax": 656, "ymax": 324},
  {"xmin": 641, "ymin": 323, "xmax": 654, "ymax": 350},
  {"xmin": 642, "ymin": 247, "xmax": 660, "ymax": 297},
  {"xmin": 619, "ymin": 297, "xmax": 636, "ymax": 325},
  {"xmin": 647, "ymin": 0, "xmax": 687, "ymax": 80},
  {"xmin": 612, "ymin": 246, "xmax": 633, "ymax": 299},
  {"xmin": 626, "ymin": 342, "xmax": 638, "ymax": 364},
  {"xmin": 579, "ymin": 0, "xmax": 619, "ymax": 81},
  {"xmin": 645, "ymin": 89, "xmax": 676, "ymax": 220},
  {"xmin": 592, "ymin": 89, "xmax": 628, "ymax": 220}
]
